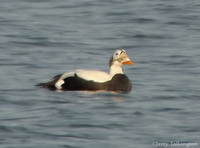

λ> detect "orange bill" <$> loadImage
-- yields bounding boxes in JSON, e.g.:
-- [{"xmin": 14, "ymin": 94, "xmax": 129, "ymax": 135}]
[{"xmin": 122, "ymin": 60, "xmax": 134, "ymax": 65}]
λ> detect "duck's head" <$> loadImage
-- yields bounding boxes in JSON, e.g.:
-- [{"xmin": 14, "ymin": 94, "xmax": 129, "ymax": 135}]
[{"xmin": 109, "ymin": 49, "xmax": 134, "ymax": 67}]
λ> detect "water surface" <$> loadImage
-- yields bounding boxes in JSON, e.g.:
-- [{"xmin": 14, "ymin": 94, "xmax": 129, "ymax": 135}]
[{"xmin": 0, "ymin": 0, "xmax": 200, "ymax": 147}]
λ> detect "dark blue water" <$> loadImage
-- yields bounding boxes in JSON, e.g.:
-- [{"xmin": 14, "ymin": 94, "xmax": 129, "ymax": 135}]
[{"xmin": 0, "ymin": 0, "xmax": 200, "ymax": 148}]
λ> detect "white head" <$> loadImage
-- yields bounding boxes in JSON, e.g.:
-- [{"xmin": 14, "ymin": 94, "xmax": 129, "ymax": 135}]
[{"xmin": 109, "ymin": 49, "xmax": 134, "ymax": 67}]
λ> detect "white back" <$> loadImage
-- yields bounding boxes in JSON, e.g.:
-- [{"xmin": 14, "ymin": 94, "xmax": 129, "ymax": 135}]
[
  {"xmin": 58, "ymin": 70, "xmax": 111, "ymax": 83},
  {"xmin": 76, "ymin": 70, "xmax": 111, "ymax": 82}
]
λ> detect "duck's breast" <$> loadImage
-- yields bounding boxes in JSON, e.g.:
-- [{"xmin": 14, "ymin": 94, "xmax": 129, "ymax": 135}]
[{"xmin": 108, "ymin": 74, "xmax": 132, "ymax": 92}]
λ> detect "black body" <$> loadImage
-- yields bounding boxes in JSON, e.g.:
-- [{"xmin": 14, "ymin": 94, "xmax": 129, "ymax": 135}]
[{"xmin": 37, "ymin": 74, "xmax": 132, "ymax": 92}]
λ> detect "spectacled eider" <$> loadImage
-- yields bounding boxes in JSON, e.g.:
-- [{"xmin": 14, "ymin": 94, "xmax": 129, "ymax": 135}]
[{"xmin": 37, "ymin": 49, "xmax": 134, "ymax": 92}]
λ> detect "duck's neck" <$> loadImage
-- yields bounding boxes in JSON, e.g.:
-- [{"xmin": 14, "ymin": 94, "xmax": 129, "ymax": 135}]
[{"xmin": 110, "ymin": 63, "xmax": 124, "ymax": 78}]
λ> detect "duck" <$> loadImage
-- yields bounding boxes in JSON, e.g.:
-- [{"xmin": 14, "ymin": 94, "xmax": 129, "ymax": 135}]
[{"xmin": 37, "ymin": 49, "xmax": 134, "ymax": 92}]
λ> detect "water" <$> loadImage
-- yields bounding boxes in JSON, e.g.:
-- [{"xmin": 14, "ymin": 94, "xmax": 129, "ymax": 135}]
[{"xmin": 0, "ymin": 0, "xmax": 200, "ymax": 147}]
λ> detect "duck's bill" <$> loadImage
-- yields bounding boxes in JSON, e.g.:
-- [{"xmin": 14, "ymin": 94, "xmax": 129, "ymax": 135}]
[{"xmin": 122, "ymin": 60, "xmax": 134, "ymax": 65}]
